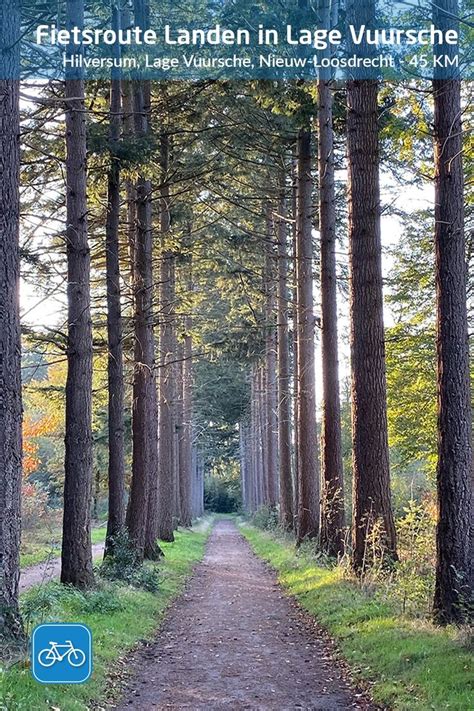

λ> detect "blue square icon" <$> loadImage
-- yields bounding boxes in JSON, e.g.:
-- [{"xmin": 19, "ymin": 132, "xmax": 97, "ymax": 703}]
[{"xmin": 31, "ymin": 623, "xmax": 92, "ymax": 684}]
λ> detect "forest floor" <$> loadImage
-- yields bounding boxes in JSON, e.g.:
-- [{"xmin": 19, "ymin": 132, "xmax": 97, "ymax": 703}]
[
  {"xmin": 111, "ymin": 520, "xmax": 373, "ymax": 710},
  {"xmin": 19, "ymin": 542, "xmax": 105, "ymax": 591}
]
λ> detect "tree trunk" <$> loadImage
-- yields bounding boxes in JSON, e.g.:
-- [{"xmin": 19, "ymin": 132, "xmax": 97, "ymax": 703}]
[
  {"xmin": 126, "ymin": 0, "xmax": 160, "ymax": 561},
  {"xmin": 0, "ymin": 0, "xmax": 24, "ymax": 646},
  {"xmin": 265, "ymin": 205, "xmax": 279, "ymax": 507},
  {"xmin": 295, "ymin": 128, "xmax": 320, "ymax": 543},
  {"xmin": 291, "ymin": 154, "xmax": 300, "ymax": 522},
  {"xmin": 179, "ymin": 310, "xmax": 193, "ymax": 527},
  {"xmin": 158, "ymin": 132, "xmax": 175, "ymax": 542},
  {"xmin": 104, "ymin": 12, "xmax": 126, "ymax": 556},
  {"xmin": 61, "ymin": 0, "xmax": 94, "ymax": 589},
  {"xmin": 432, "ymin": 0, "xmax": 473, "ymax": 625},
  {"xmin": 346, "ymin": 3, "xmax": 397, "ymax": 568},
  {"xmin": 276, "ymin": 178, "xmax": 294, "ymax": 530},
  {"xmin": 318, "ymin": 10, "xmax": 345, "ymax": 556}
]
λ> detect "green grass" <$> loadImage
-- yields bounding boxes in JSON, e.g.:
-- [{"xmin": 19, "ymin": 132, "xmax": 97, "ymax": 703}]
[
  {"xmin": 20, "ymin": 526, "xmax": 107, "ymax": 569},
  {"xmin": 2, "ymin": 525, "xmax": 210, "ymax": 710},
  {"xmin": 240, "ymin": 524, "xmax": 473, "ymax": 711}
]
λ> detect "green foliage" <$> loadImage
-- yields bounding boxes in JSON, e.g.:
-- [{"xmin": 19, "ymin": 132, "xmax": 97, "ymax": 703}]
[
  {"xmin": 96, "ymin": 529, "xmax": 160, "ymax": 592},
  {"xmin": 21, "ymin": 582, "xmax": 125, "ymax": 631},
  {"xmin": 204, "ymin": 465, "xmax": 241, "ymax": 513},
  {"xmin": 388, "ymin": 501, "xmax": 436, "ymax": 617},
  {"xmin": 250, "ymin": 505, "xmax": 279, "ymax": 531},
  {"xmin": 386, "ymin": 214, "xmax": 437, "ymax": 479},
  {"xmin": 242, "ymin": 524, "xmax": 474, "ymax": 711}
]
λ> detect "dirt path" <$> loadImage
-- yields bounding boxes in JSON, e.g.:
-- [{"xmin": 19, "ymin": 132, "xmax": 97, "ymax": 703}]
[
  {"xmin": 19, "ymin": 543, "xmax": 105, "ymax": 592},
  {"xmin": 113, "ymin": 521, "xmax": 373, "ymax": 710}
]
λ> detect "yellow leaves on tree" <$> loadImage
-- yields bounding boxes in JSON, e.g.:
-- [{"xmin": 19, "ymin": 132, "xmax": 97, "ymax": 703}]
[{"xmin": 22, "ymin": 414, "xmax": 59, "ymax": 477}]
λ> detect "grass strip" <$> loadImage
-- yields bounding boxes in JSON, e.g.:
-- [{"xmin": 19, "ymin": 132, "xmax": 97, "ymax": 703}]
[
  {"xmin": 2, "ymin": 524, "xmax": 210, "ymax": 710},
  {"xmin": 240, "ymin": 523, "xmax": 473, "ymax": 711}
]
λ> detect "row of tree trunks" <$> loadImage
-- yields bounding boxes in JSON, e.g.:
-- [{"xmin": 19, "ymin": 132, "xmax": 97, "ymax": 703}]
[{"xmin": 0, "ymin": 0, "xmax": 24, "ymax": 645}]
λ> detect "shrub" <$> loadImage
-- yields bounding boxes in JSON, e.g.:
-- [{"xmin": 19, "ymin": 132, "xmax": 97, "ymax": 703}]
[
  {"xmin": 250, "ymin": 505, "xmax": 279, "ymax": 531},
  {"xmin": 20, "ymin": 582, "xmax": 125, "ymax": 630},
  {"xmin": 21, "ymin": 583, "xmax": 82, "ymax": 629},
  {"xmin": 96, "ymin": 529, "xmax": 160, "ymax": 593}
]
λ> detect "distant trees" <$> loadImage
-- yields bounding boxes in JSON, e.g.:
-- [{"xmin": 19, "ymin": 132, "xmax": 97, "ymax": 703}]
[{"xmin": 0, "ymin": 0, "xmax": 24, "ymax": 646}]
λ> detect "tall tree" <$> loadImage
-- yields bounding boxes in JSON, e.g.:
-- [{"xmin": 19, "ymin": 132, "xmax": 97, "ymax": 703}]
[
  {"xmin": 61, "ymin": 0, "xmax": 94, "ymax": 588},
  {"xmin": 295, "ymin": 128, "xmax": 320, "ymax": 543},
  {"xmin": 276, "ymin": 176, "xmax": 294, "ymax": 530},
  {"xmin": 126, "ymin": 0, "xmax": 160, "ymax": 560},
  {"xmin": 318, "ymin": 0, "xmax": 345, "ymax": 557},
  {"xmin": 157, "ymin": 132, "xmax": 175, "ymax": 542},
  {"xmin": 104, "ymin": 1, "xmax": 126, "ymax": 557},
  {"xmin": 0, "ymin": 0, "xmax": 24, "ymax": 645},
  {"xmin": 264, "ymin": 204, "xmax": 278, "ymax": 507},
  {"xmin": 346, "ymin": 0, "xmax": 397, "ymax": 571},
  {"xmin": 432, "ymin": 0, "xmax": 473, "ymax": 624},
  {"xmin": 179, "ymin": 255, "xmax": 194, "ymax": 527}
]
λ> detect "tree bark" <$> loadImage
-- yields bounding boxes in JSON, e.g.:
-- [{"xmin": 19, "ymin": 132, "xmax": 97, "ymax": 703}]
[
  {"xmin": 61, "ymin": 0, "xmax": 94, "ymax": 588},
  {"xmin": 291, "ymin": 153, "xmax": 300, "ymax": 523},
  {"xmin": 158, "ymin": 132, "xmax": 175, "ymax": 542},
  {"xmin": 0, "ymin": 0, "xmax": 24, "ymax": 646},
  {"xmin": 432, "ymin": 0, "xmax": 473, "ymax": 625},
  {"xmin": 318, "ymin": 13, "xmax": 345, "ymax": 556},
  {"xmin": 179, "ymin": 308, "xmax": 193, "ymax": 527},
  {"xmin": 276, "ymin": 179, "xmax": 294, "ymax": 530},
  {"xmin": 104, "ymin": 6, "xmax": 126, "ymax": 556},
  {"xmin": 295, "ymin": 128, "xmax": 320, "ymax": 543},
  {"xmin": 126, "ymin": 0, "xmax": 161, "ymax": 561},
  {"xmin": 346, "ymin": 4, "xmax": 397, "ymax": 568},
  {"xmin": 265, "ymin": 205, "xmax": 279, "ymax": 507}
]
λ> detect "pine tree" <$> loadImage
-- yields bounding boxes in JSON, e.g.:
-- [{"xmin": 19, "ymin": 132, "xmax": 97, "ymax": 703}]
[
  {"xmin": 432, "ymin": 0, "xmax": 473, "ymax": 624},
  {"xmin": 295, "ymin": 128, "xmax": 320, "ymax": 543},
  {"xmin": 318, "ymin": 0, "xmax": 345, "ymax": 557},
  {"xmin": 104, "ymin": 2, "xmax": 126, "ymax": 557},
  {"xmin": 61, "ymin": 0, "xmax": 94, "ymax": 588},
  {"xmin": 0, "ymin": 0, "xmax": 24, "ymax": 646},
  {"xmin": 346, "ymin": 0, "xmax": 397, "ymax": 571}
]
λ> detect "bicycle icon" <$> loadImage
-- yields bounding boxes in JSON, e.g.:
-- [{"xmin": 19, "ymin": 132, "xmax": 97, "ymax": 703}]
[
  {"xmin": 31, "ymin": 623, "xmax": 92, "ymax": 684},
  {"xmin": 37, "ymin": 640, "xmax": 87, "ymax": 668}
]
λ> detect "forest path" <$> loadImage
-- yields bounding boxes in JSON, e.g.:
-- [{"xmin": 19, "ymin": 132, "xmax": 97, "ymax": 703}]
[
  {"xmin": 112, "ymin": 520, "xmax": 372, "ymax": 710},
  {"xmin": 19, "ymin": 543, "xmax": 105, "ymax": 592}
]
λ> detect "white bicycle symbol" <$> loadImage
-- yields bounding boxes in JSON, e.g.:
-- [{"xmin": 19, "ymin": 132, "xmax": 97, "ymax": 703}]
[{"xmin": 37, "ymin": 640, "xmax": 86, "ymax": 668}]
